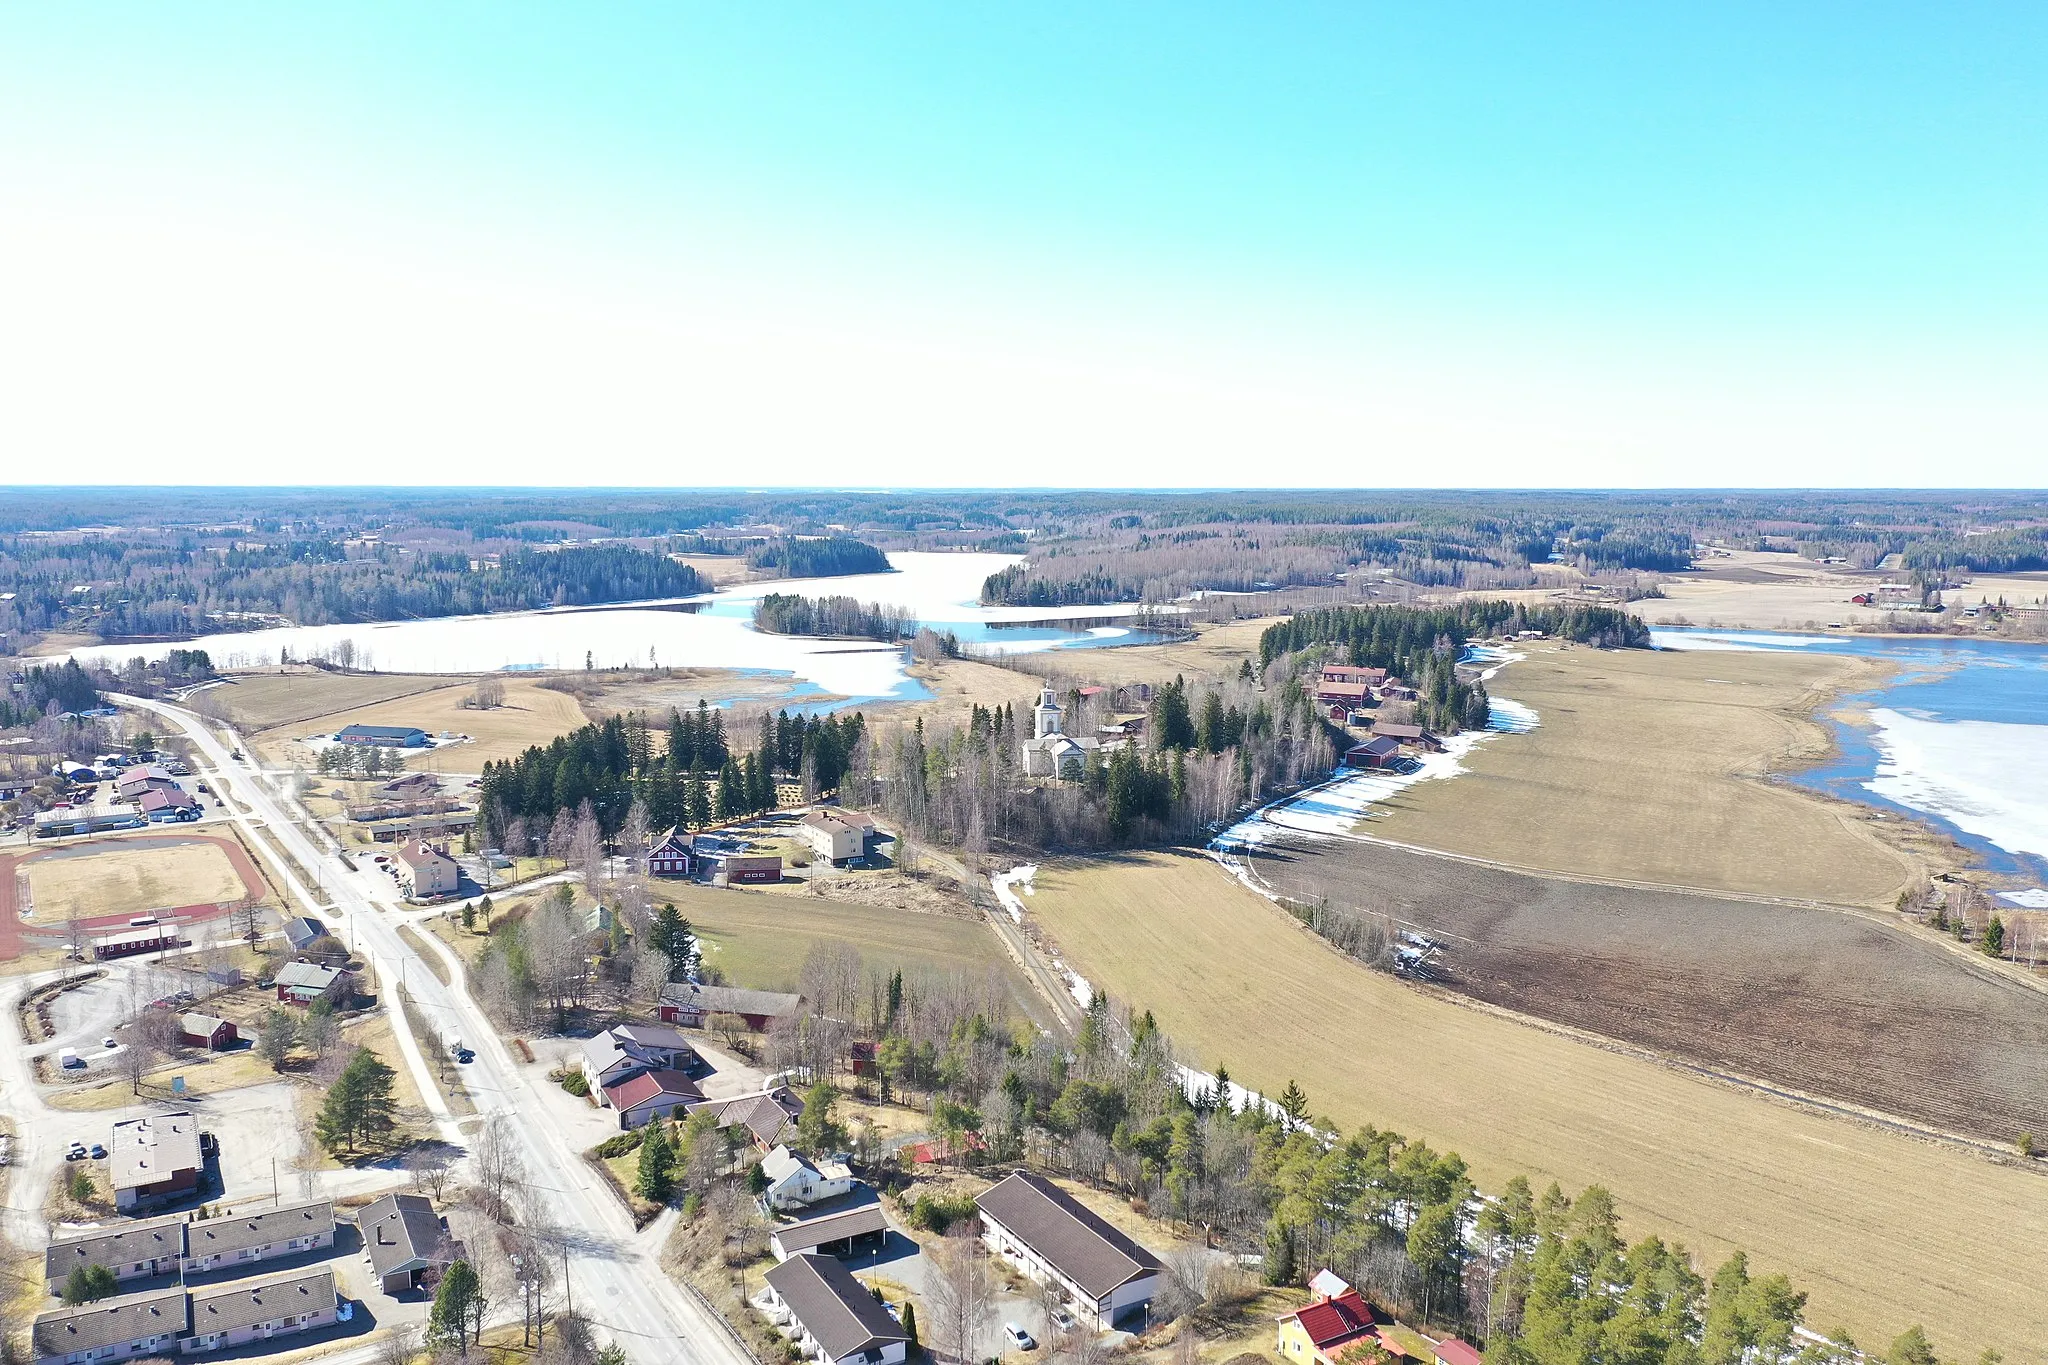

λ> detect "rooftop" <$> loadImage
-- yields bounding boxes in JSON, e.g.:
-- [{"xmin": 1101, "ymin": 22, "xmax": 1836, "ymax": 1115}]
[
  {"xmin": 109, "ymin": 1112, "xmax": 204, "ymax": 1192},
  {"xmin": 360, "ymin": 1192, "xmax": 449, "ymax": 1280},
  {"xmin": 188, "ymin": 1266, "xmax": 336, "ymax": 1336},
  {"xmin": 974, "ymin": 1171, "xmax": 1161, "ymax": 1300},
  {"xmin": 770, "ymin": 1204, "xmax": 890, "ymax": 1256},
  {"xmin": 1283, "ymin": 1289, "xmax": 1386, "ymax": 1351},
  {"xmin": 605, "ymin": 1068, "xmax": 703, "ymax": 1112},
  {"xmin": 33, "ymin": 1286, "xmax": 186, "ymax": 1356},
  {"xmin": 765, "ymin": 1253, "xmax": 909, "ymax": 1361},
  {"xmin": 659, "ymin": 980, "xmax": 802, "ymax": 1019},
  {"xmin": 45, "ymin": 1213, "xmax": 188, "ymax": 1282},
  {"xmin": 184, "ymin": 1198, "xmax": 333, "ymax": 1259}
]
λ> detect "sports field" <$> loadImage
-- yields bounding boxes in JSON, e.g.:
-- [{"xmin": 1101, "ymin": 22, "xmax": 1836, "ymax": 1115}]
[
  {"xmin": 1026, "ymin": 851, "xmax": 2048, "ymax": 1360},
  {"xmin": 21, "ymin": 839, "xmax": 250, "ymax": 924},
  {"xmin": 1363, "ymin": 641, "xmax": 1916, "ymax": 903}
]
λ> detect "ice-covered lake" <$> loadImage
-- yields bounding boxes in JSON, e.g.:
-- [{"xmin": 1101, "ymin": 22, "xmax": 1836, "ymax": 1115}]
[{"xmin": 72, "ymin": 552, "xmax": 1176, "ymax": 706}]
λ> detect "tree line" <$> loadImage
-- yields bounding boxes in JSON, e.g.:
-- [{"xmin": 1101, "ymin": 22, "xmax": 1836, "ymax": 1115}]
[
  {"xmin": 744, "ymin": 535, "xmax": 893, "ymax": 577},
  {"xmin": 0, "ymin": 660, "xmax": 103, "ymax": 726},
  {"xmin": 751, "ymin": 593, "xmax": 914, "ymax": 641},
  {"xmin": 0, "ymin": 536, "xmax": 707, "ymax": 640},
  {"xmin": 1260, "ymin": 601, "xmax": 1650, "ymax": 668}
]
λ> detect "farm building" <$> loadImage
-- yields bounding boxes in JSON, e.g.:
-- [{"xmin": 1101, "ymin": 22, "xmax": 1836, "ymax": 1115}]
[
  {"xmin": 657, "ymin": 981, "xmax": 802, "ymax": 1030},
  {"xmin": 768, "ymin": 1204, "xmax": 890, "ymax": 1263},
  {"xmin": 394, "ymin": 840, "xmax": 459, "ymax": 899},
  {"xmin": 359, "ymin": 1192, "xmax": 461, "ymax": 1296},
  {"xmin": 109, "ymin": 1112, "xmax": 205, "ymax": 1212},
  {"xmin": 178, "ymin": 1013, "xmax": 238, "ymax": 1050},
  {"xmin": 1320, "ymin": 665, "xmax": 1388, "ymax": 687},
  {"xmin": 1343, "ymin": 737, "xmax": 1402, "ymax": 769},
  {"xmin": 761, "ymin": 1253, "xmax": 911, "ymax": 1365},
  {"xmin": 183, "ymin": 1267, "xmax": 338, "ymax": 1354},
  {"xmin": 333, "ymin": 724, "xmax": 429, "ymax": 748},
  {"xmin": 646, "ymin": 827, "xmax": 695, "ymax": 877},
  {"xmin": 717, "ymin": 853, "xmax": 783, "ymax": 885},
  {"xmin": 975, "ymin": 1171, "xmax": 1162, "ymax": 1329},
  {"xmin": 1368, "ymin": 721, "xmax": 1440, "ymax": 751}
]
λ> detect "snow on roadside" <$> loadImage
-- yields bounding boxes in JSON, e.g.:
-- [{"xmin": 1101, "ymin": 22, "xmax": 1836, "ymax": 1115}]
[{"xmin": 991, "ymin": 864, "xmax": 1037, "ymax": 923}]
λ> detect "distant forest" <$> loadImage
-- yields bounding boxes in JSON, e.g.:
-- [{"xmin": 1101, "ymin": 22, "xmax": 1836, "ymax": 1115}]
[
  {"xmin": 743, "ymin": 535, "xmax": 892, "ymax": 578},
  {"xmin": 751, "ymin": 594, "xmax": 913, "ymax": 641}
]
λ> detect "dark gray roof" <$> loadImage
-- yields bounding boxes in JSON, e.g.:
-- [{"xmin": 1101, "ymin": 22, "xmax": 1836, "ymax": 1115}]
[
  {"xmin": 45, "ymin": 1213, "xmax": 188, "ymax": 1281},
  {"xmin": 275, "ymin": 961, "xmax": 345, "ymax": 991},
  {"xmin": 360, "ymin": 1193, "xmax": 448, "ymax": 1279},
  {"xmin": 337, "ymin": 724, "xmax": 427, "ymax": 740},
  {"xmin": 33, "ymin": 1287, "xmax": 187, "ymax": 1355},
  {"xmin": 771, "ymin": 1205, "xmax": 890, "ymax": 1256},
  {"xmin": 765, "ymin": 1253, "xmax": 908, "ymax": 1360},
  {"xmin": 685, "ymin": 1087, "xmax": 805, "ymax": 1145},
  {"xmin": 189, "ymin": 1266, "xmax": 336, "ymax": 1335},
  {"xmin": 283, "ymin": 916, "xmax": 326, "ymax": 947},
  {"xmin": 611, "ymin": 1022, "xmax": 695, "ymax": 1053},
  {"xmin": 185, "ymin": 1199, "xmax": 333, "ymax": 1259},
  {"xmin": 658, "ymin": 981, "xmax": 802, "ymax": 1018},
  {"xmin": 975, "ymin": 1171, "xmax": 1161, "ymax": 1300}
]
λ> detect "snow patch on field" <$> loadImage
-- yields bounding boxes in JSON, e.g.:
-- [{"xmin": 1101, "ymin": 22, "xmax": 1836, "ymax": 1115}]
[{"xmin": 991, "ymin": 864, "xmax": 1037, "ymax": 923}]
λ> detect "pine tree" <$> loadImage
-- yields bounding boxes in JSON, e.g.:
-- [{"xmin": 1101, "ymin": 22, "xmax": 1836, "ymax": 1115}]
[
  {"xmin": 316, "ymin": 1047, "xmax": 398, "ymax": 1154},
  {"xmin": 429, "ymin": 1259, "xmax": 484, "ymax": 1355},
  {"xmin": 636, "ymin": 1121, "xmax": 675, "ymax": 1202},
  {"xmin": 1277, "ymin": 1079, "xmax": 1310, "ymax": 1129},
  {"xmin": 1982, "ymin": 915, "xmax": 2006, "ymax": 956},
  {"xmin": 901, "ymin": 1301, "xmax": 919, "ymax": 1347}
]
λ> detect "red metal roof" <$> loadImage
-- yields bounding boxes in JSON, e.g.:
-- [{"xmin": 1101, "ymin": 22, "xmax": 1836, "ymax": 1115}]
[
  {"xmin": 604, "ymin": 1068, "xmax": 702, "ymax": 1113},
  {"xmin": 1432, "ymin": 1339, "xmax": 1482, "ymax": 1365},
  {"xmin": 1288, "ymin": 1290, "xmax": 1385, "ymax": 1352}
]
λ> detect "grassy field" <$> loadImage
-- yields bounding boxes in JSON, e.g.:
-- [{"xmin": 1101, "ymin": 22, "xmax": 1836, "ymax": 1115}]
[
  {"xmin": 651, "ymin": 882, "xmax": 1046, "ymax": 1024},
  {"xmin": 251, "ymin": 675, "xmax": 589, "ymax": 772},
  {"xmin": 23, "ymin": 840, "xmax": 248, "ymax": 924},
  {"xmin": 208, "ymin": 668, "xmax": 471, "ymax": 729},
  {"xmin": 1364, "ymin": 641, "xmax": 1917, "ymax": 903},
  {"xmin": 1017, "ymin": 616, "xmax": 1282, "ymax": 688},
  {"xmin": 1025, "ymin": 851, "xmax": 2048, "ymax": 1361},
  {"xmin": 1636, "ymin": 550, "xmax": 2048, "ymax": 630}
]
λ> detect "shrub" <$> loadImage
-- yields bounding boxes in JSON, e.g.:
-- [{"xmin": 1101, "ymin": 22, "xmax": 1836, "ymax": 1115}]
[
  {"xmin": 593, "ymin": 1130, "xmax": 646, "ymax": 1159},
  {"xmin": 906, "ymin": 1192, "xmax": 980, "ymax": 1233},
  {"xmin": 559, "ymin": 1070, "xmax": 590, "ymax": 1098}
]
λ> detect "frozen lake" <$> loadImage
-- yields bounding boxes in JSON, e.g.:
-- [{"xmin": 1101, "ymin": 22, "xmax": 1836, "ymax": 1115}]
[{"xmin": 73, "ymin": 552, "xmax": 1176, "ymax": 706}]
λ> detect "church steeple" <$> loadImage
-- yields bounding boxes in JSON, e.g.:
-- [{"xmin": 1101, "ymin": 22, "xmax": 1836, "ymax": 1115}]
[{"xmin": 1033, "ymin": 687, "xmax": 1063, "ymax": 739}]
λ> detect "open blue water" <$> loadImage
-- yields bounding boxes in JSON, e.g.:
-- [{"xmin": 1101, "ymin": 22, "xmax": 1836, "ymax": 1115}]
[{"xmin": 1653, "ymin": 628, "xmax": 2048, "ymax": 884}]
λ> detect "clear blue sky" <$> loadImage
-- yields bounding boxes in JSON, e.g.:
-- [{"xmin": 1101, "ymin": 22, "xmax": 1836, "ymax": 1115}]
[{"xmin": 1, "ymin": 5, "xmax": 2042, "ymax": 485}]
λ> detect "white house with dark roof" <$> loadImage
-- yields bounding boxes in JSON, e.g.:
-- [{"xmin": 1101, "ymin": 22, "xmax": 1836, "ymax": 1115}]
[
  {"xmin": 761, "ymin": 1253, "xmax": 910, "ymax": 1365},
  {"xmin": 975, "ymin": 1171, "xmax": 1161, "ymax": 1328}
]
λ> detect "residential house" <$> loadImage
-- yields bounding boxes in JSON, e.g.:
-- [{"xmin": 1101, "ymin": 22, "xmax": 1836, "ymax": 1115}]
[
  {"xmin": 768, "ymin": 1205, "xmax": 890, "ymax": 1263},
  {"xmin": 281, "ymin": 917, "xmax": 326, "ymax": 953},
  {"xmin": 177, "ymin": 1014, "xmax": 238, "ymax": 1051},
  {"xmin": 799, "ymin": 809, "xmax": 875, "ymax": 864},
  {"xmin": 1274, "ymin": 1282, "xmax": 1404, "ymax": 1365},
  {"xmin": 1431, "ymin": 1339, "xmax": 1482, "ymax": 1365},
  {"xmin": 647, "ymin": 827, "xmax": 695, "ymax": 877},
  {"xmin": 333, "ymin": 724, "xmax": 429, "ymax": 748},
  {"xmin": 180, "ymin": 1199, "xmax": 333, "ymax": 1274},
  {"xmin": 43, "ymin": 1214, "xmax": 188, "ymax": 1293},
  {"xmin": 686, "ymin": 1086, "xmax": 807, "ymax": 1149},
  {"xmin": 581, "ymin": 1023, "xmax": 700, "ymax": 1101},
  {"xmin": 1320, "ymin": 665, "xmax": 1387, "ymax": 687},
  {"xmin": 31, "ymin": 1286, "xmax": 187, "ymax": 1363},
  {"xmin": 761, "ymin": 1253, "xmax": 911, "ymax": 1365},
  {"xmin": 602, "ymin": 1069, "xmax": 704, "ymax": 1129},
  {"xmin": 1313, "ymin": 680, "xmax": 1375, "ymax": 722},
  {"xmin": 716, "ymin": 853, "xmax": 783, "ymax": 885},
  {"xmin": 1368, "ymin": 721, "xmax": 1440, "ymax": 752},
  {"xmin": 109, "ymin": 1113, "xmax": 205, "ymax": 1212},
  {"xmin": 394, "ymin": 840, "xmax": 459, "ymax": 899},
  {"xmin": 182, "ymin": 1267, "xmax": 337, "ymax": 1354},
  {"xmin": 657, "ymin": 981, "xmax": 802, "ymax": 1031},
  {"xmin": 974, "ymin": 1171, "xmax": 1161, "ymax": 1329},
  {"xmin": 359, "ymin": 1193, "xmax": 461, "ymax": 1296},
  {"xmin": 273, "ymin": 962, "xmax": 350, "ymax": 1007},
  {"xmin": 760, "ymin": 1146, "xmax": 858, "ymax": 1212}
]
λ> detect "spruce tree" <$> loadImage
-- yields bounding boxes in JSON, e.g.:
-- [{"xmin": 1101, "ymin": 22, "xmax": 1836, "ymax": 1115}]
[
  {"xmin": 316, "ymin": 1047, "xmax": 398, "ymax": 1154},
  {"xmin": 636, "ymin": 1120, "xmax": 675, "ymax": 1202},
  {"xmin": 429, "ymin": 1259, "xmax": 483, "ymax": 1355}
]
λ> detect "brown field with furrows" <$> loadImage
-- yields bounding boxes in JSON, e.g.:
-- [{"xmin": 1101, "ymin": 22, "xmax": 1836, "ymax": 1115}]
[
  {"xmin": 1238, "ymin": 831, "xmax": 2048, "ymax": 1143},
  {"xmin": 649, "ymin": 882, "xmax": 1049, "ymax": 1027},
  {"xmin": 251, "ymin": 676, "xmax": 588, "ymax": 772},
  {"xmin": 1025, "ymin": 851, "xmax": 2048, "ymax": 1360},
  {"xmin": 207, "ymin": 668, "xmax": 471, "ymax": 728},
  {"xmin": 1363, "ymin": 641, "xmax": 1916, "ymax": 902}
]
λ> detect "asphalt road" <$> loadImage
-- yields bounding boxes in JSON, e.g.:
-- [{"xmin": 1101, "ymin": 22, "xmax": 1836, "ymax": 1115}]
[{"xmin": 120, "ymin": 694, "xmax": 755, "ymax": 1365}]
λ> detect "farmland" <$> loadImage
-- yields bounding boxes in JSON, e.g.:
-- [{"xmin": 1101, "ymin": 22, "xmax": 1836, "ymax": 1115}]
[
  {"xmin": 1023, "ymin": 851, "xmax": 2048, "ymax": 1359},
  {"xmin": 202, "ymin": 668, "xmax": 471, "ymax": 730},
  {"xmin": 1361, "ymin": 641, "xmax": 1915, "ymax": 903},
  {"xmin": 248, "ymin": 675, "xmax": 590, "ymax": 772}
]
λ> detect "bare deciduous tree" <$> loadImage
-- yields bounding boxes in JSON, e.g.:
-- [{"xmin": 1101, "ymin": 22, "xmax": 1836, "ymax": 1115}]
[
  {"xmin": 926, "ymin": 1229, "xmax": 995, "ymax": 1365},
  {"xmin": 408, "ymin": 1143, "xmax": 456, "ymax": 1201},
  {"xmin": 469, "ymin": 1113, "xmax": 528, "ymax": 1225}
]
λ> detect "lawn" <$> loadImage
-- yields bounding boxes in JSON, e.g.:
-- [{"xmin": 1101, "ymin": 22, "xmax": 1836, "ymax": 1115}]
[
  {"xmin": 1361, "ymin": 640, "xmax": 1916, "ymax": 904},
  {"xmin": 1025, "ymin": 850, "xmax": 2048, "ymax": 1360},
  {"xmin": 46, "ymin": 1047, "xmax": 281, "ymax": 1112},
  {"xmin": 651, "ymin": 882, "xmax": 1047, "ymax": 1025},
  {"xmin": 23, "ymin": 839, "xmax": 250, "ymax": 924}
]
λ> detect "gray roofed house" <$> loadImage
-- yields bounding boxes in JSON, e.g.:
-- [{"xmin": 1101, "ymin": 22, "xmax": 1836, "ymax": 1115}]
[
  {"xmin": 762, "ymin": 1253, "xmax": 911, "ymax": 1365},
  {"xmin": 43, "ymin": 1213, "xmax": 187, "ymax": 1291},
  {"xmin": 657, "ymin": 980, "xmax": 802, "ymax": 1030},
  {"xmin": 685, "ymin": 1086, "xmax": 806, "ymax": 1148},
  {"xmin": 181, "ymin": 1199, "xmax": 334, "ymax": 1273},
  {"xmin": 359, "ymin": 1193, "xmax": 460, "ymax": 1296},
  {"xmin": 974, "ymin": 1171, "xmax": 1162, "ymax": 1327},
  {"xmin": 108, "ymin": 1111, "xmax": 205, "ymax": 1212},
  {"xmin": 281, "ymin": 916, "xmax": 326, "ymax": 952},
  {"xmin": 31, "ymin": 1285, "xmax": 187, "ymax": 1361},
  {"xmin": 768, "ymin": 1204, "xmax": 891, "ymax": 1262},
  {"xmin": 185, "ymin": 1266, "xmax": 338, "ymax": 1352},
  {"xmin": 274, "ymin": 960, "xmax": 351, "ymax": 1006}
]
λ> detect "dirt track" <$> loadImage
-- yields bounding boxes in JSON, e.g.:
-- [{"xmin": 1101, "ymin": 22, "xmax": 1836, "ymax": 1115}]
[{"xmin": 1245, "ymin": 833, "xmax": 2048, "ymax": 1142}]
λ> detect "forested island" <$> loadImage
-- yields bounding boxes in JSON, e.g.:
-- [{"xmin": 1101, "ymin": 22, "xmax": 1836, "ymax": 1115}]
[{"xmin": 750, "ymin": 593, "xmax": 913, "ymax": 641}]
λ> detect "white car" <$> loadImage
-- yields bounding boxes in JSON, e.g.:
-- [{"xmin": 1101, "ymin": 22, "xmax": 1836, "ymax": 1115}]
[{"xmin": 1004, "ymin": 1324, "xmax": 1036, "ymax": 1351}]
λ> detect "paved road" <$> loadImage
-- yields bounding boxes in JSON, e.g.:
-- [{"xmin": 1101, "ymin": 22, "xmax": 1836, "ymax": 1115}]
[{"xmin": 120, "ymin": 695, "xmax": 755, "ymax": 1365}]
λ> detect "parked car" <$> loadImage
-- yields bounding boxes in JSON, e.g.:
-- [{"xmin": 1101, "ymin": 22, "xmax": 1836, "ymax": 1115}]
[
  {"xmin": 1004, "ymin": 1324, "xmax": 1037, "ymax": 1351},
  {"xmin": 1049, "ymin": 1309, "xmax": 1077, "ymax": 1334},
  {"xmin": 89, "ymin": 1144, "xmax": 106, "ymax": 1159},
  {"xmin": 102, "ymin": 1036, "xmax": 117, "ymax": 1048},
  {"xmin": 64, "ymin": 1143, "xmax": 87, "ymax": 1161}
]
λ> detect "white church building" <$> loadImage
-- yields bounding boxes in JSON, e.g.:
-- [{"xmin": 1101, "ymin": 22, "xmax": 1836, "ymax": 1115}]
[{"xmin": 1020, "ymin": 687, "xmax": 1101, "ymax": 778}]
